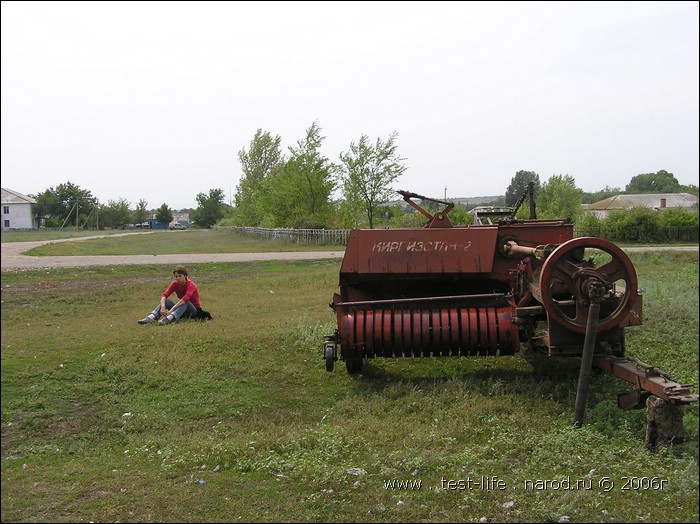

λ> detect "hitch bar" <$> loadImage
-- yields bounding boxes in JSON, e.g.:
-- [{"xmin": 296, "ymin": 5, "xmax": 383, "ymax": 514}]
[{"xmin": 593, "ymin": 355, "xmax": 699, "ymax": 409}]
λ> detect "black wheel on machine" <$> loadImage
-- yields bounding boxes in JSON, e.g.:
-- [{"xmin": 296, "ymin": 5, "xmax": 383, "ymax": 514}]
[
  {"xmin": 324, "ymin": 345, "xmax": 335, "ymax": 372},
  {"xmin": 539, "ymin": 237, "xmax": 638, "ymax": 334}
]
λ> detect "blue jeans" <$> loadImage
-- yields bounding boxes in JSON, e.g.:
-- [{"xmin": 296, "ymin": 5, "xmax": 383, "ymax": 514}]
[{"xmin": 150, "ymin": 299, "xmax": 197, "ymax": 322}]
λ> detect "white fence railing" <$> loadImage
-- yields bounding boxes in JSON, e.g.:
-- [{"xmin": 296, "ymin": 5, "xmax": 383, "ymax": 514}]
[
  {"xmin": 221, "ymin": 225, "xmax": 699, "ymax": 246},
  {"xmin": 220, "ymin": 226, "xmax": 351, "ymax": 245}
]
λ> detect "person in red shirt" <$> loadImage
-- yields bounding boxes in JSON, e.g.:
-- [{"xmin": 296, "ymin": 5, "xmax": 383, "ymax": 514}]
[{"xmin": 138, "ymin": 265, "xmax": 202, "ymax": 326}]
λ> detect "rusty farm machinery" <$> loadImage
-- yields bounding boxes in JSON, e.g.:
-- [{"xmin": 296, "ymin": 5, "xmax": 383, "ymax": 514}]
[{"xmin": 324, "ymin": 185, "xmax": 698, "ymax": 437}]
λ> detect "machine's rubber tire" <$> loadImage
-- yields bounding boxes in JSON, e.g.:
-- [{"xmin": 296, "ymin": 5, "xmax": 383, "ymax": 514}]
[{"xmin": 325, "ymin": 346, "xmax": 334, "ymax": 372}]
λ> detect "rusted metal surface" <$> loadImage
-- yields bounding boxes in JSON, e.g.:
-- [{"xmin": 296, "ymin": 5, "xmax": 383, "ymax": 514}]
[
  {"xmin": 574, "ymin": 282, "xmax": 605, "ymax": 427},
  {"xmin": 325, "ymin": 188, "xmax": 698, "ymax": 423},
  {"xmin": 397, "ymin": 190, "xmax": 454, "ymax": 228},
  {"xmin": 593, "ymin": 356, "xmax": 699, "ymax": 406},
  {"xmin": 338, "ymin": 221, "xmax": 574, "ymax": 303},
  {"xmin": 340, "ymin": 227, "xmax": 500, "ymax": 277},
  {"xmin": 538, "ymin": 237, "xmax": 639, "ymax": 334}
]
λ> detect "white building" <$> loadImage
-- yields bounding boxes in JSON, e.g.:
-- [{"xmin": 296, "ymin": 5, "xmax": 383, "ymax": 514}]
[
  {"xmin": 1, "ymin": 188, "xmax": 37, "ymax": 231},
  {"xmin": 172, "ymin": 211, "xmax": 190, "ymax": 225}
]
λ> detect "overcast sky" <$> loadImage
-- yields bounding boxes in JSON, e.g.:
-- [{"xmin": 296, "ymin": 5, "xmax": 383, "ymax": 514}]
[{"xmin": 2, "ymin": 1, "xmax": 698, "ymax": 210}]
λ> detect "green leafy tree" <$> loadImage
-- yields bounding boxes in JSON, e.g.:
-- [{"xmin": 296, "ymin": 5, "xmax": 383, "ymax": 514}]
[
  {"xmin": 32, "ymin": 182, "xmax": 97, "ymax": 228},
  {"xmin": 576, "ymin": 211, "xmax": 604, "ymax": 237},
  {"xmin": 263, "ymin": 121, "xmax": 337, "ymax": 228},
  {"xmin": 448, "ymin": 204, "xmax": 472, "ymax": 226},
  {"xmin": 338, "ymin": 131, "xmax": 407, "ymax": 228},
  {"xmin": 388, "ymin": 207, "xmax": 430, "ymax": 228},
  {"xmin": 259, "ymin": 167, "xmax": 292, "ymax": 227},
  {"xmin": 679, "ymin": 184, "xmax": 698, "ymax": 197},
  {"xmin": 235, "ymin": 129, "xmax": 285, "ymax": 226},
  {"xmin": 155, "ymin": 203, "xmax": 174, "ymax": 224},
  {"xmin": 584, "ymin": 185, "xmax": 621, "ymax": 204},
  {"xmin": 606, "ymin": 207, "xmax": 661, "ymax": 242},
  {"xmin": 32, "ymin": 190, "xmax": 62, "ymax": 227},
  {"xmin": 625, "ymin": 170, "xmax": 681, "ymax": 193},
  {"xmin": 658, "ymin": 208, "xmax": 699, "ymax": 228},
  {"xmin": 102, "ymin": 198, "xmax": 132, "ymax": 229},
  {"xmin": 216, "ymin": 205, "xmax": 238, "ymax": 227},
  {"xmin": 191, "ymin": 188, "xmax": 226, "ymax": 228},
  {"xmin": 536, "ymin": 174, "xmax": 583, "ymax": 221},
  {"xmin": 376, "ymin": 203, "xmax": 404, "ymax": 228},
  {"xmin": 132, "ymin": 199, "xmax": 149, "ymax": 225},
  {"xmin": 505, "ymin": 170, "xmax": 540, "ymax": 207},
  {"xmin": 336, "ymin": 199, "xmax": 365, "ymax": 229}
]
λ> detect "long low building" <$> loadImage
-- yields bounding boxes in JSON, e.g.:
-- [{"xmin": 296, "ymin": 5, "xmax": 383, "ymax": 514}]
[{"xmin": 583, "ymin": 192, "xmax": 698, "ymax": 219}]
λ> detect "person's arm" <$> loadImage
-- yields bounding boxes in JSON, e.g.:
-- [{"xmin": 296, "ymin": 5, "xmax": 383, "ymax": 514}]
[
  {"xmin": 167, "ymin": 281, "xmax": 194, "ymax": 314},
  {"xmin": 159, "ymin": 296, "xmax": 168, "ymax": 317},
  {"xmin": 168, "ymin": 298, "xmax": 184, "ymax": 313},
  {"xmin": 160, "ymin": 282, "xmax": 176, "ymax": 317}
]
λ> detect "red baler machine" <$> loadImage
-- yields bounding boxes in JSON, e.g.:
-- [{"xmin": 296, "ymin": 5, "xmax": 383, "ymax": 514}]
[{"xmin": 324, "ymin": 186, "xmax": 697, "ymax": 429}]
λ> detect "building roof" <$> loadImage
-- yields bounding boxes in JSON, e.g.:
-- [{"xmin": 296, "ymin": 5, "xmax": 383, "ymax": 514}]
[
  {"xmin": 1, "ymin": 188, "xmax": 36, "ymax": 205},
  {"xmin": 587, "ymin": 192, "xmax": 697, "ymax": 211}
]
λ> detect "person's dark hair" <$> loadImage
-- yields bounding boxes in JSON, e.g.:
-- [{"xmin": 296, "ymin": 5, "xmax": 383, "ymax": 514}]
[{"xmin": 173, "ymin": 265, "xmax": 188, "ymax": 277}]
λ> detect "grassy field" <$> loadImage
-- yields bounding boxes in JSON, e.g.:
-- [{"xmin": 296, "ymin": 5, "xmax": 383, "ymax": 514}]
[
  {"xmin": 2, "ymin": 229, "xmax": 339, "ymax": 255},
  {"xmin": 1, "ymin": 240, "xmax": 698, "ymax": 522},
  {"xmin": 0, "ymin": 229, "xmax": 134, "ymax": 243}
]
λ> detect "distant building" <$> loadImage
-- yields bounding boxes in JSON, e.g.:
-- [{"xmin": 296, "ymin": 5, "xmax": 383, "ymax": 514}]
[
  {"xmin": 172, "ymin": 211, "xmax": 190, "ymax": 226},
  {"xmin": 1, "ymin": 188, "xmax": 37, "ymax": 231},
  {"xmin": 583, "ymin": 193, "xmax": 698, "ymax": 219}
]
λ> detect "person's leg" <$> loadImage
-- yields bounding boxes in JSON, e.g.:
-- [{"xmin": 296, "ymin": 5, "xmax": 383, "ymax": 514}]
[
  {"xmin": 153, "ymin": 299, "xmax": 175, "ymax": 318},
  {"xmin": 139, "ymin": 299, "xmax": 174, "ymax": 324},
  {"xmin": 183, "ymin": 301, "xmax": 198, "ymax": 319},
  {"xmin": 159, "ymin": 300, "xmax": 195, "ymax": 325},
  {"xmin": 169, "ymin": 301, "xmax": 197, "ymax": 321}
]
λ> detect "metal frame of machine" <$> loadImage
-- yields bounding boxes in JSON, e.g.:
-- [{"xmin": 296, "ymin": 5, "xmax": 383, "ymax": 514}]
[{"xmin": 324, "ymin": 184, "xmax": 697, "ymax": 428}]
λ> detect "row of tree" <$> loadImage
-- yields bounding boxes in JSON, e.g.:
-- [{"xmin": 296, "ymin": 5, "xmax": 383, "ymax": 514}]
[
  {"xmin": 504, "ymin": 169, "xmax": 693, "ymax": 208},
  {"xmin": 232, "ymin": 121, "xmax": 406, "ymax": 229},
  {"xmin": 31, "ymin": 183, "xmax": 228, "ymax": 230},
  {"xmin": 231, "ymin": 122, "xmax": 697, "ymax": 229},
  {"xmin": 29, "ymin": 120, "xmax": 697, "ymax": 230},
  {"xmin": 577, "ymin": 206, "xmax": 699, "ymax": 243},
  {"xmin": 359, "ymin": 173, "xmax": 698, "ymax": 230}
]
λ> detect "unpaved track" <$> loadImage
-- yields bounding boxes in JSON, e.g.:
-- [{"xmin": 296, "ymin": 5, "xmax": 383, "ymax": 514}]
[
  {"xmin": 1, "ymin": 232, "xmax": 345, "ymax": 271},
  {"xmin": 1, "ymin": 232, "xmax": 696, "ymax": 271}
]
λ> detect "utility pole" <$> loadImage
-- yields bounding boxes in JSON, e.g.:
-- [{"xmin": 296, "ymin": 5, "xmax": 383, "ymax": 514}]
[
  {"xmin": 444, "ymin": 186, "xmax": 447, "ymax": 200},
  {"xmin": 76, "ymin": 199, "xmax": 79, "ymax": 229}
]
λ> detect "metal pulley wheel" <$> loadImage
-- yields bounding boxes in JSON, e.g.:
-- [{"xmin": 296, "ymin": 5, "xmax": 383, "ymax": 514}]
[{"xmin": 539, "ymin": 237, "xmax": 638, "ymax": 334}]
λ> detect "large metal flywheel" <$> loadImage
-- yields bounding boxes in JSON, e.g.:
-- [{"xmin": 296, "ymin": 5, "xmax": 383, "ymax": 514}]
[{"xmin": 539, "ymin": 237, "xmax": 638, "ymax": 334}]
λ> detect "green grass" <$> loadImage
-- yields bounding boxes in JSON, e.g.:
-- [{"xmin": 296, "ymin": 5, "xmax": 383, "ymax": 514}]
[
  {"xmin": 1, "ymin": 229, "xmax": 133, "ymax": 243},
  {"xmin": 7, "ymin": 230, "xmax": 339, "ymax": 255},
  {"xmin": 1, "ymin": 248, "xmax": 698, "ymax": 523}
]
